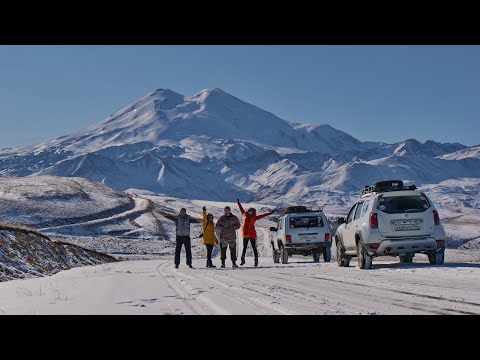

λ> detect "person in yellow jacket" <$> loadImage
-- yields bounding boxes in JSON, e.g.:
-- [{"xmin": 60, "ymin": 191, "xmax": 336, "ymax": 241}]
[{"xmin": 202, "ymin": 206, "xmax": 218, "ymax": 268}]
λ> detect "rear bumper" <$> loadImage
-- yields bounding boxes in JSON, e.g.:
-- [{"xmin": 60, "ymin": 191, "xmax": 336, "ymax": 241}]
[
  {"xmin": 286, "ymin": 242, "xmax": 332, "ymax": 250},
  {"xmin": 369, "ymin": 237, "xmax": 438, "ymax": 256}
]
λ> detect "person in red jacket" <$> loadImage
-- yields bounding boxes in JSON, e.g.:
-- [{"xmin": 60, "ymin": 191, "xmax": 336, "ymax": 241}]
[{"xmin": 237, "ymin": 198, "xmax": 274, "ymax": 267}]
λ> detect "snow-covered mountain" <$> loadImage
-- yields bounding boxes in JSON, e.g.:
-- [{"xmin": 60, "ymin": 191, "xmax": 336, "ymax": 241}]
[
  {"xmin": 1, "ymin": 87, "xmax": 479, "ymax": 205},
  {"xmin": 438, "ymin": 145, "xmax": 480, "ymax": 160},
  {"xmin": 12, "ymin": 88, "xmax": 365, "ymax": 156}
]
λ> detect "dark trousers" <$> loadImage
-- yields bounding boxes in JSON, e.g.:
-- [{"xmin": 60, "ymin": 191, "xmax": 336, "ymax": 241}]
[
  {"xmin": 175, "ymin": 236, "xmax": 192, "ymax": 266},
  {"xmin": 206, "ymin": 244, "xmax": 214, "ymax": 263},
  {"xmin": 220, "ymin": 239, "xmax": 237, "ymax": 262},
  {"xmin": 242, "ymin": 238, "xmax": 258, "ymax": 259}
]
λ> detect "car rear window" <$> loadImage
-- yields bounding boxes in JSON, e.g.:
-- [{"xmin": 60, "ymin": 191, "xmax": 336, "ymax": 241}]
[
  {"xmin": 290, "ymin": 216, "xmax": 324, "ymax": 228},
  {"xmin": 377, "ymin": 195, "xmax": 430, "ymax": 214}
]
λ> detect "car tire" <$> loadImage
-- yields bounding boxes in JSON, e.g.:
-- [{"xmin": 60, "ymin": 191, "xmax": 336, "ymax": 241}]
[
  {"xmin": 272, "ymin": 244, "xmax": 280, "ymax": 263},
  {"xmin": 357, "ymin": 241, "xmax": 372, "ymax": 270},
  {"xmin": 313, "ymin": 251, "xmax": 320, "ymax": 263},
  {"xmin": 336, "ymin": 237, "xmax": 350, "ymax": 267},
  {"xmin": 280, "ymin": 244, "xmax": 289, "ymax": 264},
  {"xmin": 428, "ymin": 249, "xmax": 445, "ymax": 265},
  {"xmin": 399, "ymin": 254, "xmax": 414, "ymax": 263},
  {"xmin": 323, "ymin": 247, "xmax": 331, "ymax": 263}
]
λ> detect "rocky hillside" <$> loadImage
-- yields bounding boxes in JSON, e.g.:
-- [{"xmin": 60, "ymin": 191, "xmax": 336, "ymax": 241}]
[{"xmin": 0, "ymin": 224, "xmax": 116, "ymax": 282}]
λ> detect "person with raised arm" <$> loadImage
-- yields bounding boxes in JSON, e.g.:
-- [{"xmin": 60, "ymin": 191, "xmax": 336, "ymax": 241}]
[
  {"xmin": 237, "ymin": 199, "xmax": 274, "ymax": 267},
  {"xmin": 201, "ymin": 206, "xmax": 218, "ymax": 268},
  {"xmin": 157, "ymin": 208, "xmax": 202, "ymax": 269}
]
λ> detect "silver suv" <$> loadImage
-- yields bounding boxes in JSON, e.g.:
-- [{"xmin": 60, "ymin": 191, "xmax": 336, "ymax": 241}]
[
  {"xmin": 269, "ymin": 206, "xmax": 332, "ymax": 264},
  {"xmin": 335, "ymin": 180, "xmax": 446, "ymax": 269}
]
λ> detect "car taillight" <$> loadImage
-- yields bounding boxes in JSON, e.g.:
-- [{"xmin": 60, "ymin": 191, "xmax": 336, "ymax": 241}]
[
  {"xmin": 370, "ymin": 212, "xmax": 378, "ymax": 228},
  {"xmin": 286, "ymin": 235, "xmax": 292, "ymax": 243},
  {"xmin": 433, "ymin": 210, "xmax": 440, "ymax": 225},
  {"xmin": 369, "ymin": 243, "xmax": 380, "ymax": 249},
  {"xmin": 325, "ymin": 233, "xmax": 331, "ymax": 241},
  {"xmin": 436, "ymin": 240, "xmax": 445, "ymax": 248}
]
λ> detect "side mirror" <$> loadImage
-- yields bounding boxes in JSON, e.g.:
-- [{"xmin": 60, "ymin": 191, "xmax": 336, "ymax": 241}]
[
  {"xmin": 269, "ymin": 227, "xmax": 278, "ymax": 232},
  {"xmin": 337, "ymin": 217, "xmax": 345, "ymax": 225}
]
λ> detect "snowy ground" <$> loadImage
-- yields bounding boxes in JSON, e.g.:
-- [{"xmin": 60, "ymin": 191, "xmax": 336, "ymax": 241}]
[
  {"xmin": 1, "ymin": 190, "xmax": 480, "ymax": 314},
  {"xmin": 1, "ymin": 255, "xmax": 480, "ymax": 315}
]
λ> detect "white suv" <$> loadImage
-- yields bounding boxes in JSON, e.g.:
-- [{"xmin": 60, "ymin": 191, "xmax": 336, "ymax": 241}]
[
  {"xmin": 269, "ymin": 206, "xmax": 332, "ymax": 264},
  {"xmin": 335, "ymin": 180, "xmax": 446, "ymax": 269}
]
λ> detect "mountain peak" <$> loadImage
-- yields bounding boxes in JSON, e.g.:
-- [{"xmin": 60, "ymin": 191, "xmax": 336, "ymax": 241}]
[
  {"xmin": 188, "ymin": 88, "xmax": 240, "ymax": 104},
  {"xmin": 147, "ymin": 88, "xmax": 184, "ymax": 99}
]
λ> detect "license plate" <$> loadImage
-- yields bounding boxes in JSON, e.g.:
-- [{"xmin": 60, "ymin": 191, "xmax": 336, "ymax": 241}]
[
  {"xmin": 300, "ymin": 235, "xmax": 317, "ymax": 241},
  {"xmin": 394, "ymin": 224, "xmax": 421, "ymax": 231}
]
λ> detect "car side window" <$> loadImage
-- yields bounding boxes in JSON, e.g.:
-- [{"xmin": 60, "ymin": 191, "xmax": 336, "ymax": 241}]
[
  {"xmin": 346, "ymin": 204, "xmax": 357, "ymax": 223},
  {"xmin": 361, "ymin": 200, "xmax": 370, "ymax": 218},
  {"xmin": 354, "ymin": 202, "xmax": 364, "ymax": 221}
]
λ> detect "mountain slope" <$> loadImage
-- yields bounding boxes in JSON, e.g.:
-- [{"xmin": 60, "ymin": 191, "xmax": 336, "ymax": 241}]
[{"xmin": 439, "ymin": 145, "xmax": 480, "ymax": 160}]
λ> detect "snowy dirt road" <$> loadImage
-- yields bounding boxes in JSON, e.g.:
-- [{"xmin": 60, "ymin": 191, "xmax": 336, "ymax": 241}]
[{"xmin": 1, "ymin": 257, "xmax": 480, "ymax": 315}]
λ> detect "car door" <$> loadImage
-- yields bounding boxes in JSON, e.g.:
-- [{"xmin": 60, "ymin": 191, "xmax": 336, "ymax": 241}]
[
  {"xmin": 277, "ymin": 217, "xmax": 284, "ymax": 248},
  {"xmin": 343, "ymin": 203, "xmax": 359, "ymax": 251},
  {"xmin": 352, "ymin": 201, "xmax": 365, "ymax": 242}
]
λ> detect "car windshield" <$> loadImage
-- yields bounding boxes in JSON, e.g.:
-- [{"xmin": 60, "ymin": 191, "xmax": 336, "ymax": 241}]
[
  {"xmin": 377, "ymin": 195, "xmax": 430, "ymax": 214},
  {"xmin": 289, "ymin": 216, "xmax": 324, "ymax": 228}
]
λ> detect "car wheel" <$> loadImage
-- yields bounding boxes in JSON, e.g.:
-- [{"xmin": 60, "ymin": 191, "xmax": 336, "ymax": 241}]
[
  {"xmin": 272, "ymin": 244, "xmax": 280, "ymax": 263},
  {"xmin": 323, "ymin": 247, "xmax": 331, "ymax": 262},
  {"xmin": 428, "ymin": 249, "xmax": 445, "ymax": 265},
  {"xmin": 280, "ymin": 244, "xmax": 289, "ymax": 264},
  {"xmin": 399, "ymin": 254, "xmax": 414, "ymax": 263},
  {"xmin": 436, "ymin": 251, "xmax": 445, "ymax": 265},
  {"xmin": 336, "ymin": 237, "xmax": 349, "ymax": 267},
  {"xmin": 313, "ymin": 251, "xmax": 320, "ymax": 263},
  {"xmin": 357, "ymin": 241, "xmax": 372, "ymax": 270}
]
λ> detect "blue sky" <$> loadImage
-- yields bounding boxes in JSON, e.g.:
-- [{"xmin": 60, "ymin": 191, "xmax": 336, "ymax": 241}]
[{"xmin": 0, "ymin": 45, "xmax": 479, "ymax": 148}]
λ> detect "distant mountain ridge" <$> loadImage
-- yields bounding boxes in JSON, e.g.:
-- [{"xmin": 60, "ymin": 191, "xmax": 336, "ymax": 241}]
[{"xmin": 0, "ymin": 87, "xmax": 478, "ymax": 204}]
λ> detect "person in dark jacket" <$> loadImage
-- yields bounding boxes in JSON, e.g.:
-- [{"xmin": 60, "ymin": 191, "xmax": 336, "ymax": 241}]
[
  {"xmin": 237, "ymin": 199, "xmax": 274, "ymax": 267},
  {"xmin": 215, "ymin": 206, "xmax": 241, "ymax": 268},
  {"xmin": 157, "ymin": 208, "xmax": 202, "ymax": 268}
]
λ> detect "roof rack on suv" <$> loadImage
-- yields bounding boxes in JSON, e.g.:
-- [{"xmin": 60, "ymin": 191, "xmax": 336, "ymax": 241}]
[
  {"xmin": 361, "ymin": 180, "xmax": 417, "ymax": 196},
  {"xmin": 281, "ymin": 205, "xmax": 324, "ymax": 214}
]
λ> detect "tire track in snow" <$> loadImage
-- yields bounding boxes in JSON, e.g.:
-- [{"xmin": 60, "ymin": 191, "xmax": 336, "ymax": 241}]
[
  {"xmin": 300, "ymin": 273, "xmax": 480, "ymax": 310},
  {"xmin": 161, "ymin": 263, "xmax": 292, "ymax": 314},
  {"xmin": 189, "ymin": 269, "xmax": 295, "ymax": 315},
  {"xmin": 218, "ymin": 265, "xmax": 451, "ymax": 314},
  {"xmin": 155, "ymin": 261, "xmax": 207, "ymax": 315},
  {"xmin": 267, "ymin": 268, "xmax": 480, "ymax": 314},
  {"xmin": 203, "ymin": 269, "xmax": 330, "ymax": 314}
]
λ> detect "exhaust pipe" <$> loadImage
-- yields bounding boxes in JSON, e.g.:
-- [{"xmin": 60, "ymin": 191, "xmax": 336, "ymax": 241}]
[{"xmin": 385, "ymin": 247, "xmax": 391, "ymax": 253}]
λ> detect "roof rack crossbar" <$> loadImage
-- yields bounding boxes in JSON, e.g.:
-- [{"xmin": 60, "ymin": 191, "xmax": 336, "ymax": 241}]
[
  {"xmin": 361, "ymin": 181, "xmax": 417, "ymax": 195},
  {"xmin": 281, "ymin": 206, "xmax": 324, "ymax": 214}
]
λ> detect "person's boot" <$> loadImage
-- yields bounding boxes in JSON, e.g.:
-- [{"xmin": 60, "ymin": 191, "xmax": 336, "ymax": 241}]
[
  {"xmin": 221, "ymin": 260, "xmax": 225, "ymax": 268},
  {"xmin": 206, "ymin": 260, "xmax": 210, "ymax": 268},
  {"xmin": 254, "ymin": 257, "xmax": 258, "ymax": 267},
  {"xmin": 240, "ymin": 257, "xmax": 245, "ymax": 265},
  {"xmin": 232, "ymin": 261, "xmax": 238, "ymax": 268},
  {"xmin": 209, "ymin": 260, "xmax": 216, "ymax": 268}
]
